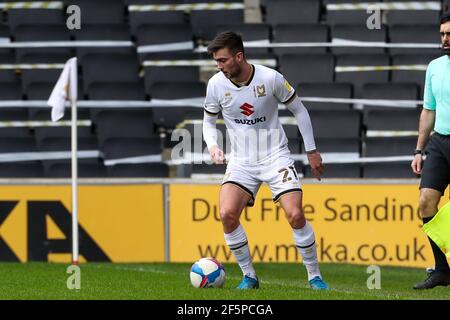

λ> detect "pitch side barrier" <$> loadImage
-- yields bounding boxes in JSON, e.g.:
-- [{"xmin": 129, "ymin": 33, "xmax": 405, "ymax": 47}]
[{"xmin": 0, "ymin": 178, "xmax": 445, "ymax": 268}]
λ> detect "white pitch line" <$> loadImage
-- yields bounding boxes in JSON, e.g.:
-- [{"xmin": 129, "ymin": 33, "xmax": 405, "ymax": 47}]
[{"xmin": 82, "ymin": 264, "xmax": 401, "ymax": 298}]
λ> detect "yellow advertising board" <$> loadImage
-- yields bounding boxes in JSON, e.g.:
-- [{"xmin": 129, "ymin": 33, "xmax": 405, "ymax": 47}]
[
  {"xmin": 170, "ymin": 183, "xmax": 449, "ymax": 268},
  {"xmin": 0, "ymin": 184, "xmax": 164, "ymax": 262}
]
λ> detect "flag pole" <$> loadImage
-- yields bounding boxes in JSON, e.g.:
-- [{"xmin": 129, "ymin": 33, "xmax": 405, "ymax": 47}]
[
  {"xmin": 47, "ymin": 57, "xmax": 79, "ymax": 265},
  {"xmin": 70, "ymin": 58, "xmax": 79, "ymax": 265}
]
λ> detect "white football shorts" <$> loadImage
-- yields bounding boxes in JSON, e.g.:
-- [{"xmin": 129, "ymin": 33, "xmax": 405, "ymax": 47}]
[{"xmin": 222, "ymin": 155, "xmax": 302, "ymax": 206}]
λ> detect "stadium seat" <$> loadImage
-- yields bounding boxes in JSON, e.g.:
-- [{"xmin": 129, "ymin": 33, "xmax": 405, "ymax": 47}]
[
  {"xmin": 73, "ymin": 24, "xmax": 134, "ymax": 61},
  {"xmin": 364, "ymin": 136, "xmax": 417, "ymax": 156},
  {"xmin": 100, "ymin": 136, "xmax": 162, "ymax": 161},
  {"xmin": 45, "ymin": 161, "xmax": 107, "ymax": 178},
  {"xmin": 313, "ymin": 137, "xmax": 360, "ymax": 154},
  {"xmin": 27, "ymin": 99, "xmax": 90, "ymax": 119},
  {"xmin": 272, "ymin": 24, "xmax": 329, "ymax": 55},
  {"xmin": 388, "ymin": 24, "xmax": 441, "ymax": 55},
  {"xmin": 335, "ymin": 54, "xmax": 390, "ymax": 97},
  {"xmin": 7, "ymin": 8, "xmax": 65, "ymax": 32},
  {"xmin": 191, "ymin": 9, "xmax": 244, "ymax": 41},
  {"xmin": 18, "ymin": 53, "xmax": 75, "ymax": 95},
  {"xmin": 144, "ymin": 65, "xmax": 200, "ymax": 92},
  {"xmin": 64, "ymin": 0, "xmax": 125, "ymax": 25},
  {"xmin": 0, "ymin": 108, "xmax": 28, "ymax": 121},
  {"xmin": 305, "ymin": 163, "xmax": 361, "ymax": 178},
  {"xmin": 325, "ymin": 0, "xmax": 381, "ymax": 25},
  {"xmin": 0, "ymin": 136, "xmax": 37, "ymax": 153},
  {"xmin": 264, "ymin": 0, "xmax": 320, "ymax": 26},
  {"xmin": 12, "ymin": 24, "xmax": 72, "ymax": 61},
  {"xmin": 391, "ymin": 53, "xmax": 440, "ymax": 98},
  {"xmin": 384, "ymin": 0, "xmax": 441, "ymax": 25},
  {"xmin": 107, "ymin": 163, "xmax": 170, "ymax": 178},
  {"xmin": 364, "ymin": 108, "xmax": 420, "ymax": 131},
  {"xmin": 279, "ymin": 54, "xmax": 335, "ymax": 85},
  {"xmin": 136, "ymin": 24, "xmax": 193, "ymax": 55},
  {"xmin": 0, "ymin": 82, "xmax": 22, "ymax": 100},
  {"xmin": 361, "ymin": 83, "xmax": 419, "ymax": 109},
  {"xmin": 34, "ymin": 126, "xmax": 95, "ymax": 146},
  {"xmin": 309, "ymin": 110, "xmax": 361, "ymax": 139},
  {"xmin": 296, "ymin": 83, "xmax": 353, "ymax": 110},
  {"xmin": 215, "ymin": 23, "xmax": 271, "ymax": 54},
  {"xmin": 88, "ymin": 82, "xmax": 146, "ymax": 101},
  {"xmin": 82, "ymin": 53, "xmax": 141, "ymax": 93},
  {"xmin": 0, "ymin": 161, "xmax": 45, "ymax": 178},
  {"xmin": 362, "ymin": 162, "xmax": 416, "ymax": 178},
  {"xmin": 129, "ymin": 10, "xmax": 186, "ymax": 36},
  {"xmin": 37, "ymin": 136, "xmax": 98, "ymax": 152},
  {"xmin": 330, "ymin": 24, "xmax": 387, "ymax": 54},
  {"xmin": 96, "ymin": 110, "xmax": 156, "ymax": 145},
  {"xmin": 190, "ymin": 163, "xmax": 227, "ymax": 176},
  {"xmin": 150, "ymin": 82, "xmax": 205, "ymax": 129}
]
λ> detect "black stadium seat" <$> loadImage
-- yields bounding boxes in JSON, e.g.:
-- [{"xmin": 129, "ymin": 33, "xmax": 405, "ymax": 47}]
[
  {"xmin": 264, "ymin": 0, "xmax": 320, "ymax": 26},
  {"xmin": 150, "ymin": 82, "xmax": 205, "ymax": 129},
  {"xmin": 100, "ymin": 136, "xmax": 162, "ymax": 161},
  {"xmin": 279, "ymin": 54, "xmax": 335, "ymax": 85},
  {"xmin": 82, "ymin": 53, "xmax": 141, "ymax": 93},
  {"xmin": 364, "ymin": 108, "xmax": 420, "ymax": 131},
  {"xmin": 335, "ymin": 54, "xmax": 390, "ymax": 97},
  {"xmin": 388, "ymin": 24, "xmax": 441, "ymax": 55},
  {"xmin": 330, "ymin": 24, "xmax": 387, "ymax": 54},
  {"xmin": 64, "ymin": 0, "xmax": 125, "ymax": 25},
  {"xmin": 365, "ymin": 136, "xmax": 417, "ymax": 157},
  {"xmin": 45, "ymin": 161, "xmax": 107, "ymax": 178},
  {"xmin": 107, "ymin": 163, "xmax": 169, "ymax": 178},
  {"xmin": 272, "ymin": 24, "xmax": 329, "ymax": 55},
  {"xmin": 96, "ymin": 110, "xmax": 155, "ymax": 145},
  {"xmin": 325, "ymin": 0, "xmax": 381, "ymax": 25},
  {"xmin": 361, "ymin": 83, "xmax": 419, "ymax": 109},
  {"xmin": 7, "ymin": 8, "xmax": 65, "ymax": 32},
  {"xmin": 0, "ymin": 162, "xmax": 44, "ymax": 178},
  {"xmin": 362, "ymin": 162, "xmax": 416, "ymax": 178},
  {"xmin": 391, "ymin": 53, "xmax": 440, "ymax": 97},
  {"xmin": 191, "ymin": 9, "xmax": 244, "ymax": 41},
  {"xmin": 297, "ymin": 83, "xmax": 353, "ymax": 110}
]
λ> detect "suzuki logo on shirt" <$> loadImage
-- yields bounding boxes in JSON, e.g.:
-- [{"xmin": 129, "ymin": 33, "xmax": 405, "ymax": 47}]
[{"xmin": 240, "ymin": 103, "xmax": 254, "ymax": 116}]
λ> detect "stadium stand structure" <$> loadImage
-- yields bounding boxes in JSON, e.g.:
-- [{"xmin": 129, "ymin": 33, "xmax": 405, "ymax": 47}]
[{"xmin": 0, "ymin": 0, "xmax": 448, "ymax": 179}]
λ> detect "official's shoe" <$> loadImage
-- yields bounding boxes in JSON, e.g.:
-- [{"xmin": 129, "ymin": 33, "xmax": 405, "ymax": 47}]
[
  {"xmin": 309, "ymin": 276, "xmax": 329, "ymax": 290},
  {"xmin": 237, "ymin": 275, "xmax": 259, "ymax": 289},
  {"xmin": 413, "ymin": 269, "xmax": 450, "ymax": 290}
]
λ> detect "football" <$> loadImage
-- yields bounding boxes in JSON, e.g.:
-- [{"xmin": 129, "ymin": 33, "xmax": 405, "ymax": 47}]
[{"xmin": 190, "ymin": 257, "xmax": 226, "ymax": 288}]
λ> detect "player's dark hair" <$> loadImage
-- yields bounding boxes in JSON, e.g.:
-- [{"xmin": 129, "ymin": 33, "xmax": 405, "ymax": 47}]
[
  {"xmin": 207, "ymin": 31, "xmax": 245, "ymax": 56},
  {"xmin": 441, "ymin": 11, "xmax": 450, "ymax": 24}
]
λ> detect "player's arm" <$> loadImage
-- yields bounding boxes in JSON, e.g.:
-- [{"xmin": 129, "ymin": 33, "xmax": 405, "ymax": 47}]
[
  {"xmin": 411, "ymin": 109, "xmax": 435, "ymax": 174},
  {"xmin": 285, "ymin": 95, "xmax": 324, "ymax": 180},
  {"xmin": 203, "ymin": 80, "xmax": 225, "ymax": 164},
  {"xmin": 411, "ymin": 65, "xmax": 436, "ymax": 175},
  {"xmin": 203, "ymin": 111, "xmax": 225, "ymax": 164}
]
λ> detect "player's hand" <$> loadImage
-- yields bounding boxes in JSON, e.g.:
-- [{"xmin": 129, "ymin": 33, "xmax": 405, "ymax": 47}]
[
  {"xmin": 307, "ymin": 150, "xmax": 324, "ymax": 181},
  {"xmin": 209, "ymin": 145, "xmax": 226, "ymax": 164},
  {"xmin": 411, "ymin": 154, "xmax": 423, "ymax": 175}
]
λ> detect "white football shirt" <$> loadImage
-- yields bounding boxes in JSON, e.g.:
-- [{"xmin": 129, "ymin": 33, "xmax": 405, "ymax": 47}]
[{"xmin": 204, "ymin": 64, "xmax": 296, "ymax": 164}]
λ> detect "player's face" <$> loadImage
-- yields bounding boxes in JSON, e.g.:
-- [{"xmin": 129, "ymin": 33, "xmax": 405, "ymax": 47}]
[
  {"xmin": 440, "ymin": 21, "xmax": 450, "ymax": 54},
  {"xmin": 212, "ymin": 48, "xmax": 244, "ymax": 79}
]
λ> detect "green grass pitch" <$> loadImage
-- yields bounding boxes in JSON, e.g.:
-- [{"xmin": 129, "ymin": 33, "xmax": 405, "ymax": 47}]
[{"xmin": 0, "ymin": 262, "xmax": 448, "ymax": 300}]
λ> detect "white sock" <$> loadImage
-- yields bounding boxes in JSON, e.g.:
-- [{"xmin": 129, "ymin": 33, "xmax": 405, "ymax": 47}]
[
  {"xmin": 224, "ymin": 224, "xmax": 257, "ymax": 279},
  {"xmin": 292, "ymin": 221, "xmax": 321, "ymax": 281}
]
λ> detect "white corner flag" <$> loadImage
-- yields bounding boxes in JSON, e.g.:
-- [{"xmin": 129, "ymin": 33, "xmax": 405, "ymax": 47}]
[
  {"xmin": 48, "ymin": 57, "xmax": 78, "ymax": 121},
  {"xmin": 47, "ymin": 57, "xmax": 80, "ymax": 265}
]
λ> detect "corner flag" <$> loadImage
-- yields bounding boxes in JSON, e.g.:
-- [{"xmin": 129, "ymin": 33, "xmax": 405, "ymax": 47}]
[
  {"xmin": 422, "ymin": 201, "xmax": 450, "ymax": 258},
  {"xmin": 47, "ymin": 57, "xmax": 78, "ymax": 122},
  {"xmin": 47, "ymin": 57, "xmax": 80, "ymax": 265}
]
